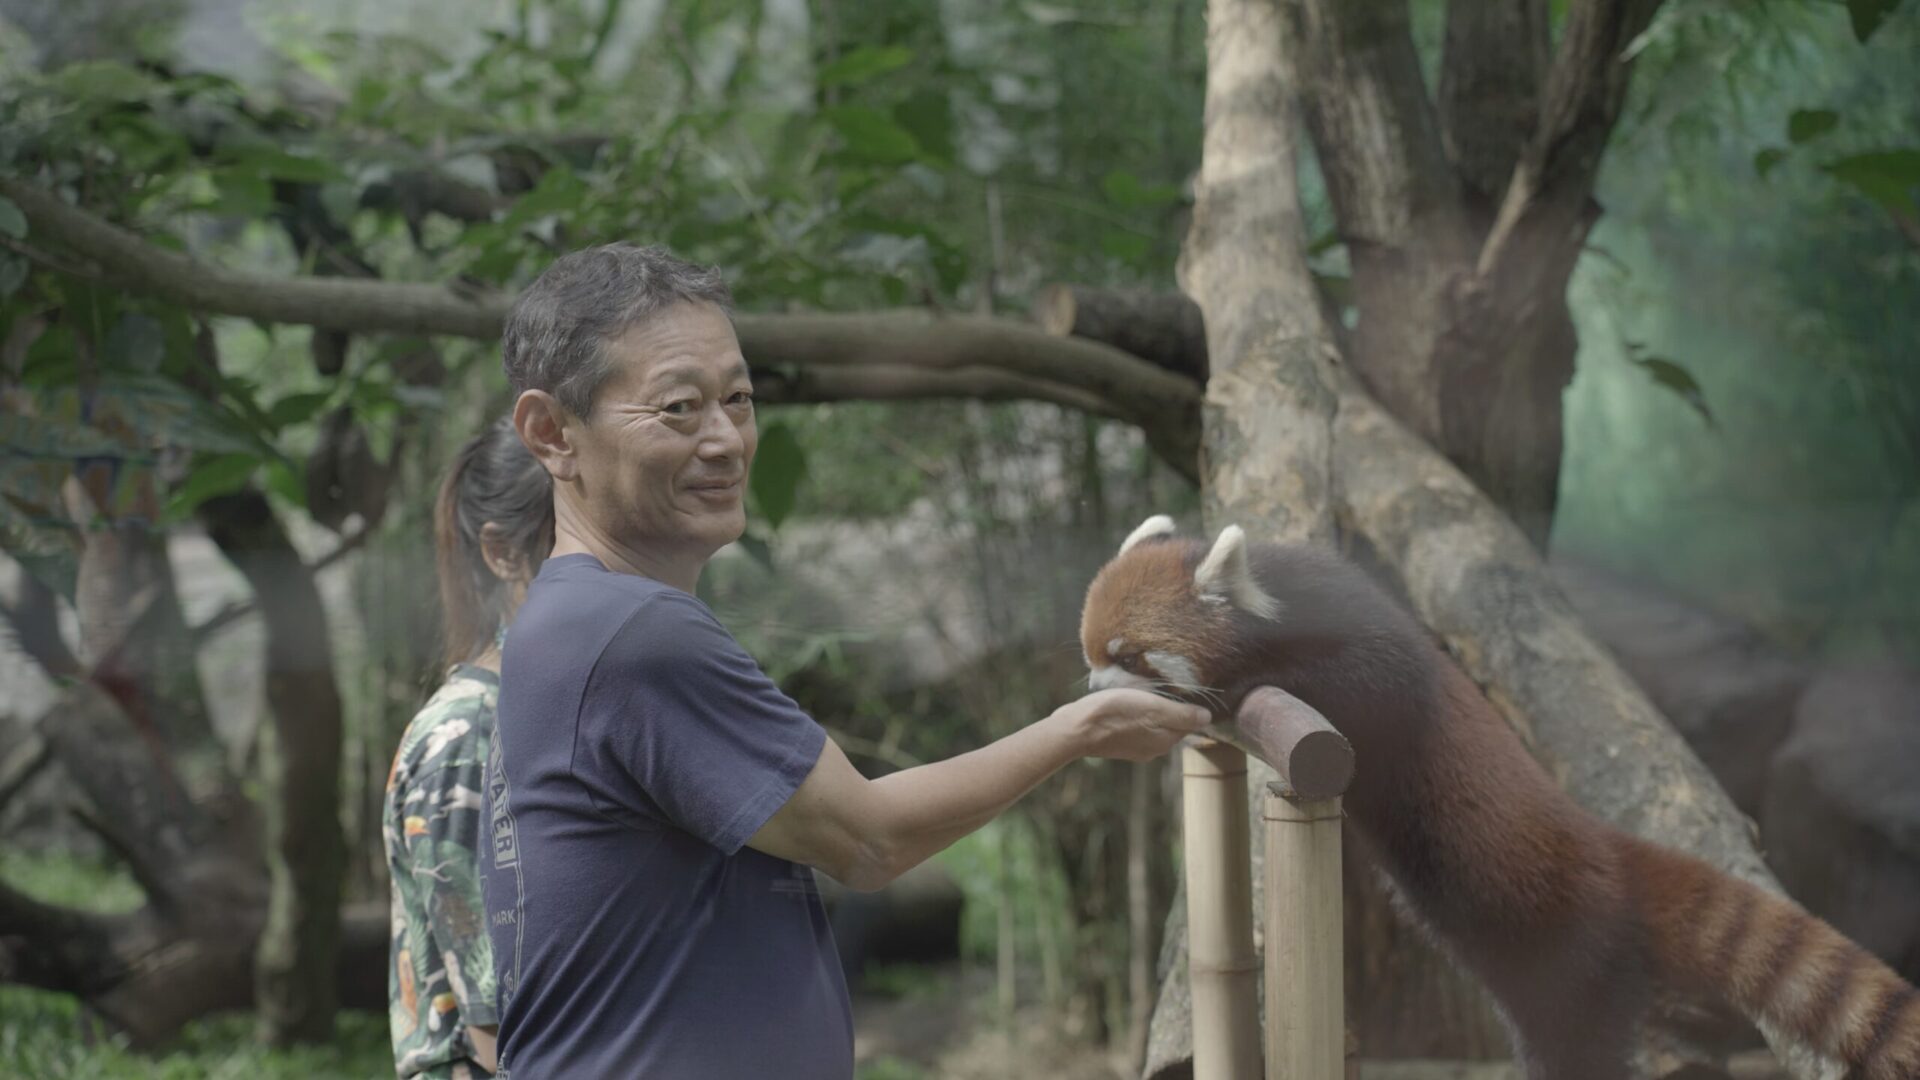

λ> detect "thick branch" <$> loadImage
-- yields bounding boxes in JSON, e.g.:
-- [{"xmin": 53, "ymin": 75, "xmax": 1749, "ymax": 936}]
[
  {"xmin": 0, "ymin": 559, "xmax": 83, "ymax": 679},
  {"xmin": 2, "ymin": 178, "xmax": 1198, "ymax": 472},
  {"xmin": 198, "ymin": 490, "xmax": 345, "ymax": 1045},
  {"xmin": 1439, "ymin": 0, "xmax": 1551, "ymax": 209},
  {"xmin": 1279, "ymin": 0, "xmax": 1462, "ymax": 248},
  {"xmin": 1180, "ymin": 0, "xmax": 1341, "ymax": 547},
  {"xmin": 1033, "ymin": 284, "xmax": 1209, "ymax": 383},
  {"xmin": 1477, "ymin": 0, "xmax": 1663, "ymax": 278},
  {"xmin": 1275, "ymin": 0, "xmax": 1472, "ymax": 443}
]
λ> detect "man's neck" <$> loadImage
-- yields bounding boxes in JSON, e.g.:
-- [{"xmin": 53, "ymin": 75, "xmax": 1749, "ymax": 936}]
[{"xmin": 550, "ymin": 508, "xmax": 702, "ymax": 594}]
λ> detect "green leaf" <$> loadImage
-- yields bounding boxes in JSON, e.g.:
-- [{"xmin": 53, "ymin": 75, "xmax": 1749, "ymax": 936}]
[
  {"xmin": 1754, "ymin": 148, "xmax": 1789, "ymax": 179},
  {"xmin": 1844, "ymin": 0, "xmax": 1899, "ymax": 41},
  {"xmin": 818, "ymin": 45, "xmax": 914, "ymax": 88},
  {"xmin": 48, "ymin": 60, "xmax": 160, "ymax": 104},
  {"xmin": 222, "ymin": 145, "xmax": 346, "ymax": 184},
  {"xmin": 1820, "ymin": 150, "xmax": 1920, "ymax": 213},
  {"xmin": 749, "ymin": 421, "xmax": 808, "ymax": 530},
  {"xmin": 0, "ymin": 196, "xmax": 26, "ymax": 240},
  {"xmin": 1787, "ymin": 109, "xmax": 1839, "ymax": 144},
  {"xmin": 167, "ymin": 453, "xmax": 259, "ymax": 517},
  {"xmin": 501, "ymin": 165, "xmax": 585, "ymax": 227},
  {"xmin": 824, "ymin": 106, "xmax": 921, "ymax": 166},
  {"xmin": 263, "ymin": 458, "xmax": 307, "ymax": 508},
  {"xmin": 266, "ymin": 391, "xmax": 333, "ymax": 430},
  {"xmin": 894, "ymin": 92, "xmax": 955, "ymax": 163},
  {"xmin": 0, "ymin": 253, "xmax": 27, "ymax": 298},
  {"xmin": 735, "ymin": 530, "xmax": 774, "ymax": 570},
  {"xmin": 100, "ymin": 314, "xmax": 165, "ymax": 373},
  {"xmin": 1628, "ymin": 353, "xmax": 1714, "ymax": 428},
  {"xmin": 1101, "ymin": 170, "xmax": 1181, "ymax": 211},
  {"xmin": 210, "ymin": 171, "xmax": 274, "ymax": 217},
  {"xmin": 1100, "ymin": 230, "xmax": 1151, "ymax": 263}
]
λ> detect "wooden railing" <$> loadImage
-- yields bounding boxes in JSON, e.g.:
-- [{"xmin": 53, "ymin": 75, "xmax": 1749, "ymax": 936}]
[{"xmin": 1183, "ymin": 687, "xmax": 1355, "ymax": 1080}]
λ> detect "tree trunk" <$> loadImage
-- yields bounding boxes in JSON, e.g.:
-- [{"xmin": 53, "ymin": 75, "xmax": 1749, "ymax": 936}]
[{"xmin": 199, "ymin": 491, "xmax": 347, "ymax": 1046}]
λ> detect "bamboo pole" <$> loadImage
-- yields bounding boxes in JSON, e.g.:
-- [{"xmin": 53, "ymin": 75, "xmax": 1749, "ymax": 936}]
[
  {"xmin": 1264, "ymin": 784, "xmax": 1345, "ymax": 1080},
  {"xmin": 1182, "ymin": 740, "xmax": 1263, "ymax": 1080}
]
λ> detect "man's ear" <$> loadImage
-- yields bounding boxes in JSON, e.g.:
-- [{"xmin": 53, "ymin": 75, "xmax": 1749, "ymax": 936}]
[{"xmin": 513, "ymin": 390, "xmax": 579, "ymax": 482}]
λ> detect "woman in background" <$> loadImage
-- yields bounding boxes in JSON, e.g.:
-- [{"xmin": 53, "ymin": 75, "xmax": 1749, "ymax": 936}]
[{"xmin": 384, "ymin": 417, "xmax": 551, "ymax": 1080}]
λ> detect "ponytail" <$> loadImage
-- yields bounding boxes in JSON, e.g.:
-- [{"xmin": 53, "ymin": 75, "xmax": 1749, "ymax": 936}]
[{"xmin": 434, "ymin": 415, "xmax": 554, "ymax": 669}]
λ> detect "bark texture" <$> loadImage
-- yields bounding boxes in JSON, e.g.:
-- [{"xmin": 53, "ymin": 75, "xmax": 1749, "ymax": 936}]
[{"xmin": 198, "ymin": 491, "xmax": 347, "ymax": 1046}]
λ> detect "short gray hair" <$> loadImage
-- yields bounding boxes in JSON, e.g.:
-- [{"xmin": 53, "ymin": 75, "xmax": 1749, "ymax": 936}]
[{"xmin": 502, "ymin": 243, "xmax": 734, "ymax": 417}]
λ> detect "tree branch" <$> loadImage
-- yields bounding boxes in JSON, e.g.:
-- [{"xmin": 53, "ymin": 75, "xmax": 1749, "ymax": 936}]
[
  {"xmin": 1180, "ymin": 0, "xmax": 1341, "ymax": 548},
  {"xmin": 1, "ymin": 178, "xmax": 1200, "ymax": 474},
  {"xmin": 1438, "ymin": 0, "xmax": 1551, "ymax": 210},
  {"xmin": 1274, "ymin": 0, "xmax": 1471, "ymax": 440},
  {"xmin": 1278, "ymin": 0, "xmax": 1462, "ymax": 249},
  {"xmin": 0, "ymin": 558, "xmax": 83, "ymax": 679},
  {"xmin": 197, "ymin": 488, "xmax": 345, "ymax": 1044},
  {"xmin": 1476, "ymin": 0, "xmax": 1664, "ymax": 279}
]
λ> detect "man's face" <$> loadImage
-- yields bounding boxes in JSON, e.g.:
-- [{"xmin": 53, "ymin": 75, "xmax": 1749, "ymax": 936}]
[{"xmin": 570, "ymin": 301, "xmax": 756, "ymax": 561}]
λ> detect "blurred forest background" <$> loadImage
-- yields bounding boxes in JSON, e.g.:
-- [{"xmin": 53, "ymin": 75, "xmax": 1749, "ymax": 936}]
[{"xmin": 0, "ymin": 0, "xmax": 1915, "ymax": 1077}]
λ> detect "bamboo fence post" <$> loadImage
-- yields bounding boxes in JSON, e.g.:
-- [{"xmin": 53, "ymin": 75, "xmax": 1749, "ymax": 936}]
[
  {"xmin": 1182, "ymin": 739, "xmax": 1262, "ymax": 1080},
  {"xmin": 1184, "ymin": 687, "xmax": 1353, "ymax": 1080},
  {"xmin": 1263, "ymin": 785, "xmax": 1344, "ymax": 1079}
]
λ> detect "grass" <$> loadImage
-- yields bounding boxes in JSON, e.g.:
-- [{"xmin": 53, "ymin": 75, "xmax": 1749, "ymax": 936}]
[
  {"xmin": 0, "ymin": 849, "xmax": 391, "ymax": 1079},
  {"xmin": 0, "ymin": 987, "xmax": 392, "ymax": 1080},
  {"xmin": 0, "ymin": 847, "xmax": 145, "ymax": 914}
]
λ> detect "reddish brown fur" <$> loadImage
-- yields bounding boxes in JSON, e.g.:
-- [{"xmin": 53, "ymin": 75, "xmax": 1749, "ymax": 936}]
[{"xmin": 1081, "ymin": 536, "xmax": 1920, "ymax": 1080}]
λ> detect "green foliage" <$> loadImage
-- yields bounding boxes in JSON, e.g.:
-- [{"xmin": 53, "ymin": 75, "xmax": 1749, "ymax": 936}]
[
  {"xmin": 0, "ymin": 988, "xmax": 390, "ymax": 1080},
  {"xmin": 0, "ymin": 850, "xmax": 143, "ymax": 914},
  {"xmin": 855, "ymin": 1056, "xmax": 931, "ymax": 1080},
  {"xmin": 749, "ymin": 418, "xmax": 809, "ymax": 530}
]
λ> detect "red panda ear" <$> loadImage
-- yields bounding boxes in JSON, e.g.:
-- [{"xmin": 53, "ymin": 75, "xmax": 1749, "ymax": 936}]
[
  {"xmin": 1194, "ymin": 525, "xmax": 1281, "ymax": 620},
  {"xmin": 1117, "ymin": 514, "xmax": 1177, "ymax": 556}
]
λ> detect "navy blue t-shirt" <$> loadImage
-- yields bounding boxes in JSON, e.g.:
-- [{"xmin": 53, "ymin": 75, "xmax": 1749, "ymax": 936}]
[{"xmin": 482, "ymin": 553, "xmax": 850, "ymax": 1079}]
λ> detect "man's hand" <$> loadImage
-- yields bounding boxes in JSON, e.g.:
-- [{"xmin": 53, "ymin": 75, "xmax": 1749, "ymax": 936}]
[{"xmin": 1054, "ymin": 689, "xmax": 1212, "ymax": 762}]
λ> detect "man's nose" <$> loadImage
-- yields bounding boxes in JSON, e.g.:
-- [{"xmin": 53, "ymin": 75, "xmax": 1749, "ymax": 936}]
[{"xmin": 696, "ymin": 404, "xmax": 745, "ymax": 459}]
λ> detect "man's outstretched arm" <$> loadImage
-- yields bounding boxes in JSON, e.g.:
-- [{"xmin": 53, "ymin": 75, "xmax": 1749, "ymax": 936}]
[{"xmin": 746, "ymin": 688, "xmax": 1208, "ymax": 891}]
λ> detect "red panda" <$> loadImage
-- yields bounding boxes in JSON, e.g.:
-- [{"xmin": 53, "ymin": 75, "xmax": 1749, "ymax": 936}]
[{"xmin": 1081, "ymin": 515, "xmax": 1920, "ymax": 1080}]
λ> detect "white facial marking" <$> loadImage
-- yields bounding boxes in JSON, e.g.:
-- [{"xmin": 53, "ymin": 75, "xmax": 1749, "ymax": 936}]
[
  {"xmin": 1107, "ymin": 637, "xmax": 1128, "ymax": 658},
  {"xmin": 1088, "ymin": 665, "xmax": 1152, "ymax": 692},
  {"xmin": 1144, "ymin": 651, "xmax": 1199, "ymax": 690}
]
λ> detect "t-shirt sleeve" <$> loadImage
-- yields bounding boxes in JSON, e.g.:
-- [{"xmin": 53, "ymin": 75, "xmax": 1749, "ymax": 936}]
[{"xmin": 576, "ymin": 589, "xmax": 827, "ymax": 854}]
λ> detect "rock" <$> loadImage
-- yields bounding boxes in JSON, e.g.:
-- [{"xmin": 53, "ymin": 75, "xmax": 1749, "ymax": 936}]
[
  {"xmin": 1762, "ymin": 663, "xmax": 1920, "ymax": 981},
  {"xmin": 817, "ymin": 858, "xmax": 966, "ymax": 981},
  {"xmin": 1550, "ymin": 557, "xmax": 1811, "ymax": 816}
]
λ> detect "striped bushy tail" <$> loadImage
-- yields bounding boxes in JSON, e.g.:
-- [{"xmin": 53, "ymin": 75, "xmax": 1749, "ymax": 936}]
[{"xmin": 1629, "ymin": 839, "xmax": 1920, "ymax": 1080}]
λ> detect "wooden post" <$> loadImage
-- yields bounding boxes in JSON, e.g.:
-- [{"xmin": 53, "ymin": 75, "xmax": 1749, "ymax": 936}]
[
  {"xmin": 1182, "ymin": 739, "xmax": 1262, "ymax": 1080},
  {"xmin": 1264, "ymin": 784, "xmax": 1344, "ymax": 1080}
]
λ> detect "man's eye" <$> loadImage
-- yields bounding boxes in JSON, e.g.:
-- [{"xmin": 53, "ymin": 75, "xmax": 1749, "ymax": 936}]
[
  {"xmin": 727, "ymin": 390, "xmax": 754, "ymax": 407},
  {"xmin": 662, "ymin": 401, "xmax": 696, "ymax": 416}
]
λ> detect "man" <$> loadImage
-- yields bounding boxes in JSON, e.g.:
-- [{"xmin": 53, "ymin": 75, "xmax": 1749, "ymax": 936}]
[{"xmin": 484, "ymin": 243, "xmax": 1209, "ymax": 1078}]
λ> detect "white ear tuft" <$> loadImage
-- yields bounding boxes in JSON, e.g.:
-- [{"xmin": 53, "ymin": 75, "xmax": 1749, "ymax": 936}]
[
  {"xmin": 1192, "ymin": 525, "xmax": 1281, "ymax": 620},
  {"xmin": 1118, "ymin": 514, "xmax": 1177, "ymax": 556}
]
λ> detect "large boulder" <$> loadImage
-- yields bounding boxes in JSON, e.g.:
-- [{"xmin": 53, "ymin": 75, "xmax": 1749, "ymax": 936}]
[
  {"xmin": 1550, "ymin": 557, "xmax": 1811, "ymax": 817},
  {"xmin": 1762, "ymin": 663, "xmax": 1920, "ymax": 981}
]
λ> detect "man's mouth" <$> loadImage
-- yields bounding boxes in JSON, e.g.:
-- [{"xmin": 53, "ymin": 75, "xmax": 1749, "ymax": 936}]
[{"xmin": 687, "ymin": 479, "xmax": 743, "ymax": 496}]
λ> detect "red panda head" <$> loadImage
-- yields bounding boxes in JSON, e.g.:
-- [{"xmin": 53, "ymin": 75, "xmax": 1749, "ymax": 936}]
[{"xmin": 1079, "ymin": 515, "xmax": 1281, "ymax": 705}]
